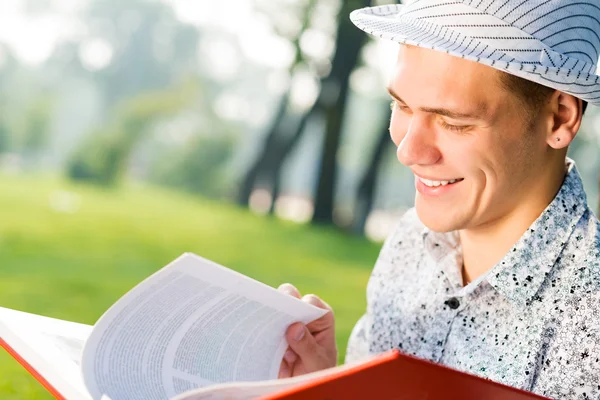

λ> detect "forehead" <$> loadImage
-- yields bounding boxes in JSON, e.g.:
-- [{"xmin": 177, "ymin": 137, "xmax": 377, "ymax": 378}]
[{"xmin": 390, "ymin": 45, "xmax": 509, "ymax": 118}]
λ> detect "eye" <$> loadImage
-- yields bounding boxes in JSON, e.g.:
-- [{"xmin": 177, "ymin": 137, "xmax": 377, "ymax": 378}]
[
  {"xmin": 439, "ymin": 120, "xmax": 469, "ymax": 132},
  {"xmin": 390, "ymin": 100, "xmax": 410, "ymax": 112}
]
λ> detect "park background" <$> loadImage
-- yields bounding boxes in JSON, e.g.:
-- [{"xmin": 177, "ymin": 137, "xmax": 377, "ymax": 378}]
[{"xmin": 1, "ymin": 0, "xmax": 600, "ymax": 398}]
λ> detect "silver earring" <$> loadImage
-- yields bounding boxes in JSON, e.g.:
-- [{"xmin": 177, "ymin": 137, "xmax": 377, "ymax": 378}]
[{"xmin": 556, "ymin": 137, "xmax": 561, "ymax": 142}]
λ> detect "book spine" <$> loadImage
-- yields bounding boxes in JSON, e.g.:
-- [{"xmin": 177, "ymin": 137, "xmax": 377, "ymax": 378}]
[{"xmin": 0, "ymin": 337, "xmax": 66, "ymax": 400}]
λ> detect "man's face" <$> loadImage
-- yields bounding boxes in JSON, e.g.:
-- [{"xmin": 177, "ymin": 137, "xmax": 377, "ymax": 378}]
[{"xmin": 389, "ymin": 45, "xmax": 553, "ymax": 232}]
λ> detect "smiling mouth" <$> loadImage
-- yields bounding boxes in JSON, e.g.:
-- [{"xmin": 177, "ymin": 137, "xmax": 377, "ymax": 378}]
[{"xmin": 418, "ymin": 177, "xmax": 465, "ymax": 188}]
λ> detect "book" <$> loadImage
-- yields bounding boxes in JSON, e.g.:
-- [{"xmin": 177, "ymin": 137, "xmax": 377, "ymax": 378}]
[
  {"xmin": 0, "ymin": 253, "xmax": 327, "ymax": 400},
  {"xmin": 175, "ymin": 349, "xmax": 549, "ymax": 400},
  {"xmin": 0, "ymin": 252, "xmax": 549, "ymax": 400}
]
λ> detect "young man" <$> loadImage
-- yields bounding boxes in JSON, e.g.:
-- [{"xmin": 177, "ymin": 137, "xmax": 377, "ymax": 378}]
[{"xmin": 278, "ymin": 1, "xmax": 600, "ymax": 398}]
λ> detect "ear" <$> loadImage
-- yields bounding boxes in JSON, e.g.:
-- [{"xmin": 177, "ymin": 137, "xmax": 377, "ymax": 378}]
[{"xmin": 546, "ymin": 91, "xmax": 583, "ymax": 149}]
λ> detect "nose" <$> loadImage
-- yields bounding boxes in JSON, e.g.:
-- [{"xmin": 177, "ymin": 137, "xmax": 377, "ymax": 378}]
[{"xmin": 395, "ymin": 116, "xmax": 441, "ymax": 167}]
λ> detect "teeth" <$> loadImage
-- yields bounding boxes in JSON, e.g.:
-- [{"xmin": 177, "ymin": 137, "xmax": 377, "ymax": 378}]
[{"xmin": 420, "ymin": 178, "xmax": 461, "ymax": 187}]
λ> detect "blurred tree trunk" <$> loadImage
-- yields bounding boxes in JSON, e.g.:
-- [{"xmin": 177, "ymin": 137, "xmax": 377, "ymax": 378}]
[
  {"xmin": 311, "ymin": 0, "xmax": 372, "ymax": 225},
  {"xmin": 267, "ymin": 101, "xmax": 321, "ymax": 214},
  {"xmin": 237, "ymin": 94, "xmax": 290, "ymax": 206},
  {"xmin": 236, "ymin": 0, "xmax": 317, "ymax": 207},
  {"xmin": 352, "ymin": 107, "xmax": 393, "ymax": 235}
]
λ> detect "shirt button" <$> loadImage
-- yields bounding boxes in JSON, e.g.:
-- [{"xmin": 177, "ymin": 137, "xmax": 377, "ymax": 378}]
[{"xmin": 445, "ymin": 297, "xmax": 460, "ymax": 310}]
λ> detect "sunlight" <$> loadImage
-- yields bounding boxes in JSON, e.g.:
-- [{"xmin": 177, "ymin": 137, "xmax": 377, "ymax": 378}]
[
  {"xmin": 290, "ymin": 70, "xmax": 320, "ymax": 112},
  {"xmin": 198, "ymin": 38, "xmax": 241, "ymax": 82},
  {"xmin": 79, "ymin": 38, "xmax": 113, "ymax": 71},
  {"xmin": 299, "ymin": 28, "xmax": 335, "ymax": 61},
  {"xmin": 275, "ymin": 194, "xmax": 314, "ymax": 223},
  {"xmin": 0, "ymin": 2, "xmax": 83, "ymax": 66},
  {"xmin": 249, "ymin": 188, "xmax": 273, "ymax": 215}
]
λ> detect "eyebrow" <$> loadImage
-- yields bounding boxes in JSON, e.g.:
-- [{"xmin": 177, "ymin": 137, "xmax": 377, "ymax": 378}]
[{"xmin": 386, "ymin": 86, "xmax": 489, "ymax": 120}]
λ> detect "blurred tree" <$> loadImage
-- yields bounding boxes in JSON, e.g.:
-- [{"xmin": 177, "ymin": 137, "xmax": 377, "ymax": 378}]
[
  {"xmin": 0, "ymin": 122, "xmax": 10, "ymax": 154},
  {"xmin": 0, "ymin": 99, "xmax": 11, "ymax": 155},
  {"xmin": 239, "ymin": 0, "xmax": 373, "ymax": 226},
  {"xmin": 246, "ymin": 101, "xmax": 320, "ymax": 215},
  {"xmin": 0, "ymin": 48, "xmax": 26, "ymax": 157},
  {"xmin": 237, "ymin": 0, "xmax": 318, "ymax": 207},
  {"xmin": 352, "ymin": 105, "xmax": 393, "ymax": 234},
  {"xmin": 311, "ymin": 0, "xmax": 372, "ymax": 225},
  {"xmin": 149, "ymin": 133, "xmax": 237, "ymax": 198},
  {"xmin": 81, "ymin": 0, "xmax": 200, "ymax": 111},
  {"xmin": 59, "ymin": 0, "xmax": 209, "ymax": 186},
  {"xmin": 20, "ymin": 95, "xmax": 53, "ymax": 153},
  {"xmin": 66, "ymin": 84, "xmax": 194, "ymax": 186},
  {"xmin": 267, "ymin": 104, "xmax": 319, "ymax": 214},
  {"xmin": 66, "ymin": 126, "xmax": 128, "ymax": 186},
  {"xmin": 7, "ymin": 94, "xmax": 56, "ymax": 169}
]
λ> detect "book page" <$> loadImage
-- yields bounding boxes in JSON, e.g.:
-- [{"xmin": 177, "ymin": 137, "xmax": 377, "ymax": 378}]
[
  {"xmin": 172, "ymin": 361, "xmax": 363, "ymax": 400},
  {"xmin": 0, "ymin": 307, "xmax": 93, "ymax": 400},
  {"xmin": 81, "ymin": 253, "xmax": 328, "ymax": 400},
  {"xmin": 172, "ymin": 381, "xmax": 302, "ymax": 400}
]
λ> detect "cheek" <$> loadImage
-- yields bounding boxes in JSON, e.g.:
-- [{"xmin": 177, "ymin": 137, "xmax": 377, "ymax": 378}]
[
  {"xmin": 462, "ymin": 132, "xmax": 525, "ymax": 198},
  {"xmin": 484, "ymin": 132, "xmax": 528, "ymax": 176},
  {"xmin": 438, "ymin": 133, "xmax": 488, "ymax": 182}
]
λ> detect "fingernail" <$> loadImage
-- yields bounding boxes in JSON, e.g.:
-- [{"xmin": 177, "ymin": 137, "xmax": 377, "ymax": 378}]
[
  {"xmin": 284, "ymin": 349, "xmax": 297, "ymax": 364},
  {"xmin": 293, "ymin": 324, "xmax": 305, "ymax": 341}
]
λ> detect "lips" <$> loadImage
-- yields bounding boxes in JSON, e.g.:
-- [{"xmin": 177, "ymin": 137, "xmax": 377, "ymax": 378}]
[
  {"xmin": 414, "ymin": 174, "xmax": 464, "ymax": 197},
  {"xmin": 417, "ymin": 177, "xmax": 464, "ymax": 188}
]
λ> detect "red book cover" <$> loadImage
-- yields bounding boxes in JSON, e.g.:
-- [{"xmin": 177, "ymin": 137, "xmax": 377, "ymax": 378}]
[
  {"xmin": 0, "ymin": 337, "xmax": 65, "ymax": 400},
  {"xmin": 260, "ymin": 350, "xmax": 549, "ymax": 400}
]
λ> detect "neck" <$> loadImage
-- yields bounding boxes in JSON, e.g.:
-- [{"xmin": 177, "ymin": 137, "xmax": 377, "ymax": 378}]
[{"xmin": 459, "ymin": 160, "xmax": 567, "ymax": 285}]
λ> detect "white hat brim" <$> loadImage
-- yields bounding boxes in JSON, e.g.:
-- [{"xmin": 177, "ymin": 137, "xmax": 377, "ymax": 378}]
[{"xmin": 350, "ymin": 5, "xmax": 600, "ymax": 106}]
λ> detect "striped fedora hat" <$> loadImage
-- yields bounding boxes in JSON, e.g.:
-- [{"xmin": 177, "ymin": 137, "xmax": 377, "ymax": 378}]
[{"xmin": 350, "ymin": 0, "xmax": 600, "ymax": 106}]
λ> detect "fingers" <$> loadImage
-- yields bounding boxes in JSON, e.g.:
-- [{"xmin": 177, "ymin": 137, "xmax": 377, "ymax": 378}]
[
  {"xmin": 301, "ymin": 294, "xmax": 333, "ymax": 312},
  {"xmin": 279, "ymin": 290, "xmax": 338, "ymax": 377},
  {"xmin": 278, "ymin": 358, "xmax": 291, "ymax": 379},
  {"xmin": 302, "ymin": 294, "xmax": 335, "ymax": 333},
  {"xmin": 299, "ymin": 294, "xmax": 337, "ymax": 365},
  {"xmin": 284, "ymin": 348, "xmax": 298, "ymax": 365},
  {"xmin": 278, "ymin": 286, "xmax": 333, "ymax": 316},
  {"xmin": 285, "ymin": 322, "xmax": 327, "ymax": 372},
  {"xmin": 278, "ymin": 283, "xmax": 301, "ymax": 299},
  {"xmin": 279, "ymin": 347, "xmax": 298, "ymax": 379}
]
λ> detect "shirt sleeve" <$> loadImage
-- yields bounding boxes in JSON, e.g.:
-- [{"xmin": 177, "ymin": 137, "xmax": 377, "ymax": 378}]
[
  {"xmin": 531, "ymin": 291, "xmax": 600, "ymax": 399},
  {"xmin": 344, "ymin": 208, "xmax": 420, "ymax": 364},
  {"xmin": 345, "ymin": 313, "xmax": 372, "ymax": 364}
]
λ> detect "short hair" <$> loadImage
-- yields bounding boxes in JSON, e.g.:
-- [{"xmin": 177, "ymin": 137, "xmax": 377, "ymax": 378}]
[{"xmin": 498, "ymin": 72, "xmax": 588, "ymax": 122}]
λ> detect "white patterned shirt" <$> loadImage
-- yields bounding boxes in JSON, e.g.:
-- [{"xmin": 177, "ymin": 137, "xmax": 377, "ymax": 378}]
[{"xmin": 346, "ymin": 160, "xmax": 600, "ymax": 399}]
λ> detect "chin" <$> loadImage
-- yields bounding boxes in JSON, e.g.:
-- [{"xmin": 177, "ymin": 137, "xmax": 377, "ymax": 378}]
[{"xmin": 415, "ymin": 199, "xmax": 462, "ymax": 233}]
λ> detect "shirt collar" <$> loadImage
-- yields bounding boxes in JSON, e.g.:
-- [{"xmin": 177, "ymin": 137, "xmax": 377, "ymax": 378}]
[
  {"xmin": 486, "ymin": 159, "xmax": 588, "ymax": 307},
  {"xmin": 422, "ymin": 228, "xmax": 463, "ymax": 289},
  {"xmin": 422, "ymin": 159, "xmax": 589, "ymax": 307}
]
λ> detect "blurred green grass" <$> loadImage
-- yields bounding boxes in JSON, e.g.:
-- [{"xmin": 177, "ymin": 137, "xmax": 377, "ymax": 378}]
[{"xmin": 0, "ymin": 174, "xmax": 380, "ymax": 399}]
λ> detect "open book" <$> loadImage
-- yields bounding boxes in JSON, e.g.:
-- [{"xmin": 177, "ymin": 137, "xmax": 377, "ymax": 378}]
[
  {"xmin": 0, "ymin": 253, "xmax": 331, "ymax": 400},
  {"xmin": 0, "ymin": 252, "xmax": 550, "ymax": 400}
]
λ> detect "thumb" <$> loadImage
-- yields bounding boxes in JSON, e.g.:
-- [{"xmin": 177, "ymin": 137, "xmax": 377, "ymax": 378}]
[{"xmin": 285, "ymin": 322, "xmax": 320, "ymax": 368}]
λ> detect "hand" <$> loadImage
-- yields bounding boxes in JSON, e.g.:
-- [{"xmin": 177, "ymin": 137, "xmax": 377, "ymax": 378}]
[{"xmin": 277, "ymin": 283, "xmax": 338, "ymax": 378}]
